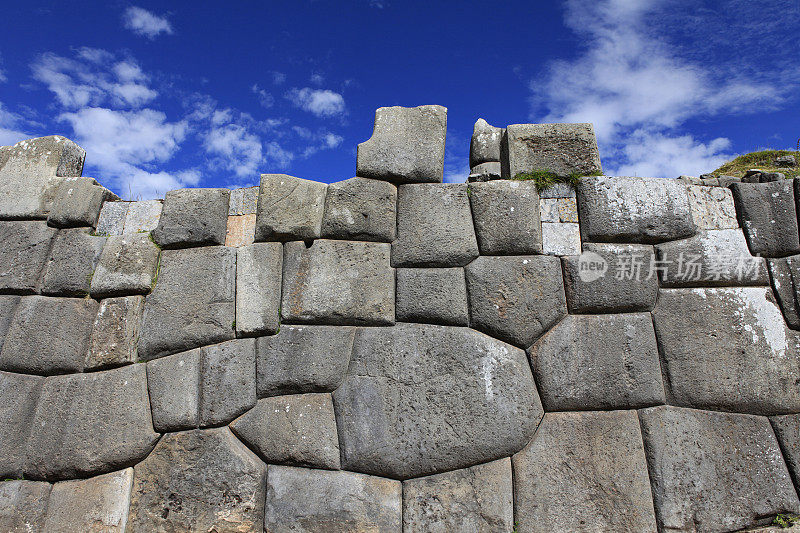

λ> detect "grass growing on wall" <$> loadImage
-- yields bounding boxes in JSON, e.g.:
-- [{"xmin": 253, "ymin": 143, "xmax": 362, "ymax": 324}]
[
  {"xmin": 710, "ymin": 150, "xmax": 800, "ymax": 179},
  {"xmin": 512, "ymin": 170, "xmax": 601, "ymax": 191}
]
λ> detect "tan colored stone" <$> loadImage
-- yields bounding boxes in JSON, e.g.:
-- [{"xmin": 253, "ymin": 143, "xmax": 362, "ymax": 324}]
[{"xmin": 225, "ymin": 214, "xmax": 256, "ymax": 247}]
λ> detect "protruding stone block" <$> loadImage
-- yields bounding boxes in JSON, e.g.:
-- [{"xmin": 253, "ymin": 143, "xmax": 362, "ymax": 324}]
[
  {"xmin": 468, "ymin": 180, "xmax": 542, "ymax": 255},
  {"xmin": 90, "ymin": 233, "xmax": 160, "ymax": 298},
  {"xmin": 500, "ymin": 123, "xmax": 602, "ymax": 178},
  {"xmin": 730, "ymin": 180, "xmax": 800, "ymax": 257},
  {"xmin": 228, "ymin": 186, "xmax": 259, "ymax": 215},
  {"xmin": 0, "ymin": 480, "xmax": 51, "ymax": 532},
  {"xmin": 0, "ymin": 221, "xmax": 57, "ymax": 294},
  {"xmin": 541, "ymin": 222, "xmax": 581, "ymax": 255},
  {"xmin": 467, "ymin": 161, "xmax": 501, "ymax": 181},
  {"xmin": 44, "ymin": 468, "xmax": 133, "ymax": 533},
  {"xmin": 152, "ymin": 188, "xmax": 230, "ymax": 248},
  {"xmin": 85, "ymin": 295, "xmax": 144, "ymax": 370},
  {"xmin": 146, "ymin": 349, "xmax": 200, "ymax": 432},
  {"xmin": 395, "ymin": 267, "xmax": 468, "ymax": 326},
  {"xmin": 236, "ymin": 242, "xmax": 282, "ymax": 337},
  {"xmin": 768, "ymin": 257, "xmax": 800, "ymax": 329},
  {"xmin": 200, "ymin": 338, "xmax": 256, "ymax": 426},
  {"xmin": 357, "ymin": 105, "xmax": 447, "ymax": 184},
  {"xmin": 687, "ymin": 184, "xmax": 738, "ymax": 230},
  {"xmin": 95, "ymin": 201, "xmax": 129, "ymax": 236},
  {"xmin": 321, "ymin": 177, "xmax": 397, "ymax": 242},
  {"xmin": 254, "ymin": 174, "xmax": 327, "ymax": 241},
  {"xmin": 0, "ymin": 372, "xmax": 43, "ymax": 478},
  {"xmin": 469, "ymin": 118, "xmax": 504, "ymax": 168},
  {"xmin": 41, "ymin": 228, "xmax": 106, "ymax": 296},
  {"xmin": 123, "ymin": 199, "xmax": 162, "ymax": 233},
  {"xmin": 47, "ymin": 177, "xmax": 117, "ymax": 229}
]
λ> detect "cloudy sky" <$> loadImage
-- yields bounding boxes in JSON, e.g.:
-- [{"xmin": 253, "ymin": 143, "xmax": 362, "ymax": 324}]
[{"xmin": 1, "ymin": 0, "xmax": 799, "ymax": 198}]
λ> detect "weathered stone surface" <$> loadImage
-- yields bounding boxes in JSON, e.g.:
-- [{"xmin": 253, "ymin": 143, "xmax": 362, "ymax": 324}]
[
  {"xmin": 395, "ymin": 267, "xmax": 469, "ymax": 326},
  {"xmin": 557, "ymin": 196, "xmax": 579, "ymax": 222},
  {"xmin": 90, "ymin": 233, "xmax": 160, "ymax": 297},
  {"xmin": 538, "ymin": 182, "xmax": 576, "ymax": 198},
  {"xmin": 41, "ymin": 228, "xmax": 106, "ymax": 296},
  {"xmin": 653, "ymin": 287, "xmax": 800, "ymax": 414},
  {"xmin": 0, "ymin": 372, "xmax": 43, "ymax": 478},
  {"xmin": 146, "ymin": 349, "xmax": 200, "ymax": 432},
  {"xmin": 514, "ymin": 411, "xmax": 658, "ymax": 533},
  {"xmin": 282, "ymin": 239, "xmax": 394, "ymax": 325},
  {"xmin": 256, "ymin": 325, "xmax": 355, "ymax": 397},
  {"xmin": 719, "ymin": 175, "xmax": 742, "ymax": 187},
  {"xmin": 152, "ymin": 188, "xmax": 230, "ymax": 248},
  {"xmin": 393, "ymin": 183, "xmax": 479, "ymax": 267},
  {"xmin": 468, "ymin": 179, "xmax": 542, "ymax": 255},
  {"xmin": 265, "ymin": 465, "xmax": 402, "ymax": 532},
  {"xmin": 731, "ymin": 180, "xmax": 800, "ymax": 257},
  {"xmin": 0, "ymin": 296, "xmax": 98, "ymax": 374},
  {"xmin": 687, "ymin": 184, "xmax": 738, "ymax": 230},
  {"xmin": 254, "ymin": 174, "xmax": 327, "ymax": 241},
  {"xmin": 44, "ymin": 468, "xmax": 133, "ymax": 533},
  {"xmin": 228, "ymin": 186, "xmax": 259, "ymax": 215},
  {"xmin": 0, "ymin": 221, "xmax": 57, "ymax": 294},
  {"xmin": 468, "ymin": 161, "xmax": 501, "ymax": 181},
  {"xmin": 403, "ymin": 458, "xmax": 513, "ymax": 533},
  {"xmin": 0, "ymin": 480, "xmax": 50, "ymax": 533},
  {"xmin": 529, "ymin": 313, "xmax": 665, "ymax": 410},
  {"xmin": 577, "ymin": 176, "xmax": 696, "ymax": 243},
  {"xmin": 771, "ymin": 414, "xmax": 800, "ymax": 485},
  {"xmin": 224, "ymin": 213, "xmax": 256, "ymax": 247},
  {"xmin": 0, "ymin": 296, "xmax": 19, "ymax": 352},
  {"xmin": 123, "ymin": 199, "xmax": 162, "ymax": 233},
  {"xmin": 236, "ymin": 242, "xmax": 282, "ymax": 336},
  {"xmin": 25, "ymin": 364, "xmax": 158, "ymax": 480},
  {"xmin": 501, "ymin": 123, "xmax": 602, "ymax": 178},
  {"xmin": 769, "ymin": 257, "xmax": 800, "ymax": 329},
  {"xmin": 85, "ymin": 295, "xmax": 144, "ymax": 370},
  {"xmin": 640, "ymin": 406, "xmax": 800, "ymax": 532},
  {"xmin": 469, "ymin": 118, "xmax": 504, "ymax": 167},
  {"xmin": 541, "ymin": 222, "xmax": 581, "ymax": 255},
  {"xmin": 230, "ymin": 393, "xmax": 340, "ymax": 469},
  {"xmin": 465, "ymin": 255, "xmax": 567, "ymax": 348},
  {"xmin": 334, "ymin": 324, "xmax": 543, "ymax": 479},
  {"xmin": 200, "ymin": 338, "xmax": 256, "ymax": 426},
  {"xmin": 127, "ymin": 428, "xmax": 266, "ymax": 533},
  {"xmin": 357, "ymin": 105, "xmax": 447, "ymax": 184},
  {"xmin": 138, "ymin": 246, "xmax": 235, "ymax": 361},
  {"xmin": 47, "ymin": 177, "xmax": 116, "ymax": 228},
  {"xmin": 321, "ymin": 177, "xmax": 397, "ymax": 242},
  {"xmin": 95, "ymin": 201, "xmax": 129, "ymax": 236}
]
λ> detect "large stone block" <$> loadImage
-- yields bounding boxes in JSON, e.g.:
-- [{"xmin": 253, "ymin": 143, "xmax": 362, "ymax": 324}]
[
  {"xmin": 393, "ymin": 183, "xmax": 479, "ymax": 267},
  {"xmin": 687, "ymin": 184, "xmax": 738, "ymax": 230},
  {"xmin": 395, "ymin": 267, "xmax": 469, "ymax": 326},
  {"xmin": 41, "ymin": 228, "xmax": 106, "ymax": 296},
  {"xmin": 85, "ymin": 295, "xmax": 144, "ymax": 370},
  {"xmin": 0, "ymin": 372, "xmax": 43, "ymax": 478},
  {"xmin": 152, "ymin": 188, "xmax": 230, "ymax": 248},
  {"xmin": 235, "ymin": 242, "xmax": 282, "ymax": 337},
  {"xmin": 771, "ymin": 414, "xmax": 800, "ymax": 486},
  {"xmin": 468, "ymin": 179, "xmax": 542, "ymax": 255},
  {"xmin": 43, "ymin": 468, "xmax": 133, "ymax": 533},
  {"xmin": 513, "ymin": 411, "xmax": 658, "ymax": 533},
  {"xmin": 47, "ymin": 177, "xmax": 117, "ymax": 229},
  {"xmin": 768, "ymin": 257, "xmax": 800, "ymax": 329},
  {"xmin": 731, "ymin": 180, "xmax": 800, "ymax": 257},
  {"xmin": 0, "ymin": 221, "xmax": 57, "ymax": 294},
  {"xmin": 254, "ymin": 174, "xmax": 327, "ymax": 241},
  {"xmin": 357, "ymin": 105, "xmax": 447, "ymax": 184},
  {"xmin": 95, "ymin": 201, "xmax": 128, "ymax": 236},
  {"xmin": 469, "ymin": 118, "xmax": 504, "ymax": 167},
  {"xmin": 123, "ymin": 199, "xmax": 162, "ymax": 233},
  {"xmin": 146, "ymin": 349, "xmax": 201, "ymax": 432},
  {"xmin": 639, "ymin": 406, "xmax": 800, "ymax": 532},
  {"xmin": 653, "ymin": 287, "xmax": 800, "ymax": 415},
  {"xmin": 265, "ymin": 465, "xmax": 402, "ymax": 533},
  {"xmin": 465, "ymin": 255, "xmax": 567, "ymax": 348},
  {"xmin": 90, "ymin": 233, "xmax": 160, "ymax": 298},
  {"xmin": 282, "ymin": 239, "xmax": 394, "ymax": 325},
  {"xmin": 200, "ymin": 338, "xmax": 257, "ymax": 426},
  {"xmin": 333, "ymin": 324, "xmax": 543, "ymax": 479},
  {"xmin": 500, "ymin": 123, "xmax": 602, "ymax": 178},
  {"xmin": 0, "ymin": 480, "xmax": 50, "ymax": 533},
  {"xmin": 138, "ymin": 246, "xmax": 235, "ymax": 361},
  {"xmin": 321, "ymin": 177, "xmax": 397, "ymax": 242}
]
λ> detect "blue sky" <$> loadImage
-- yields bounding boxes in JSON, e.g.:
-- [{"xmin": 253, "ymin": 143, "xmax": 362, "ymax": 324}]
[{"xmin": 1, "ymin": 0, "xmax": 799, "ymax": 199}]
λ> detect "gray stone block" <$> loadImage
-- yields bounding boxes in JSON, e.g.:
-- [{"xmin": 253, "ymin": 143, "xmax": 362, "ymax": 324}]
[
  {"xmin": 577, "ymin": 176, "xmax": 696, "ymax": 243},
  {"xmin": 538, "ymin": 182, "xmax": 576, "ymax": 198},
  {"xmin": 235, "ymin": 242, "xmax": 282, "ymax": 337},
  {"xmin": 85, "ymin": 295, "xmax": 144, "ymax": 370},
  {"xmin": 652, "ymin": 287, "xmax": 800, "ymax": 414},
  {"xmin": 41, "ymin": 228, "xmax": 106, "ymax": 296},
  {"xmin": 265, "ymin": 465, "xmax": 401, "ymax": 533},
  {"xmin": 393, "ymin": 183, "xmax": 479, "ymax": 267},
  {"xmin": 403, "ymin": 458, "xmax": 513, "ymax": 533},
  {"xmin": 254, "ymin": 174, "xmax": 327, "ymax": 241},
  {"xmin": 469, "ymin": 118, "xmax": 504, "ymax": 167},
  {"xmin": 529, "ymin": 313, "xmax": 665, "ymax": 410},
  {"xmin": 395, "ymin": 267, "xmax": 468, "ymax": 326},
  {"xmin": 200, "ymin": 338, "xmax": 256, "ymax": 426},
  {"xmin": 768, "ymin": 257, "xmax": 800, "ymax": 329},
  {"xmin": 357, "ymin": 105, "xmax": 447, "ymax": 184},
  {"xmin": 333, "ymin": 324, "xmax": 543, "ymax": 479},
  {"xmin": 90, "ymin": 233, "xmax": 160, "ymax": 298},
  {"xmin": 282, "ymin": 239, "xmax": 394, "ymax": 326},
  {"xmin": 321, "ymin": 177, "xmax": 397, "ymax": 242},
  {"xmin": 639, "ymin": 406, "xmax": 800, "ymax": 532},
  {"xmin": 0, "ymin": 480, "xmax": 50, "ymax": 533},
  {"xmin": 771, "ymin": 414, "xmax": 800, "ymax": 487},
  {"xmin": 256, "ymin": 325, "xmax": 355, "ymax": 397},
  {"xmin": 0, "ymin": 221, "xmax": 57, "ymax": 294},
  {"xmin": 95, "ymin": 201, "xmax": 129, "ymax": 236},
  {"xmin": 718, "ymin": 175, "xmax": 742, "ymax": 187},
  {"xmin": 500, "ymin": 123, "xmax": 602, "ymax": 178},
  {"xmin": 127, "ymin": 428, "xmax": 266, "ymax": 533},
  {"xmin": 138, "ymin": 246, "xmax": 235, "ymax": 361},
  {"xmin": 146, "ymin": 349, "xmax": 200, "ymax": 432},
  {"xmin": 228, "ymin": 186, "xmax": 259, "ymax": 215},
  {"xmin": 730, "ymin": 180, "xmax": 800, "ymax": 257},
  {"xmin": 467, "ymin": 161, "xmax": 501, "ymax": 181},
  {"xmin": 687, "ymin": 184, "xmax": 738, "ymax": 230},
  {"xmin": 0, "ymin": 372, "xmax": 43, "ymax": 478},
  {"xmin": 44, "ymin": 468, "xmax": 133, "ymax": 533},
  {"xmin": 468, "ymin": 180, "xmax": 542, "ymax": 255},
  {"xmin": 0, "ymin": 296, "xmax": 19, "ymax": 353},
  {"xmin": 47, "ymin": 177, "xmax": 117, "ymax": 229},
  {"xmin": 513, "ymin": 411, "xmax": 658, "ymax": 533},
  {"xmin": 465, "ymin": 255, "xmax": 567, "ymax": 348},
  {"xmin": 0, "ymin": 296, "xmax": 98, "ymax": 374},
  {"xmin": 230, "ymin": 393, "xmax": 340, "ymax": 469},
  {"xmin": 152, "ymin": 188, "xmax": 230, "ymax": 248},
  {"xmin": 123, "ymin": 199, "xmax": 162, "ymax": 233},
  {"xmin": 541, "ymin": 222, "xmax": 582, "ymax": 255}
]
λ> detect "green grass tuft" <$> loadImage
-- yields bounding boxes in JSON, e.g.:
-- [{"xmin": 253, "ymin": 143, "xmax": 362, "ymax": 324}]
[
  {"xmin": 512, "ymin": 170, "xmax": 600, "ymax": 191},
  {"xmin": 774, "ymin": 513, "xmax": 800, "ymax": 528},
  {"xmin": 710, "ymin": 149, "xmax": 800, "ymax": 179}
]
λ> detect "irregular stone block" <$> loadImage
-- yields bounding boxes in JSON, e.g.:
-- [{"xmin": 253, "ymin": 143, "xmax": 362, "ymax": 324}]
[
  {"xmin": 357, "ymin": 105, "xmax": 447, "ymax": 183},
  {"xmin": 465, "ymin": 255, "xmax": 567, "ymax": 348},
  {"xmin": 652, "ymin": 287, "xmax": 800, "ymax": 414},
  {"xmin": 393, "ymin": 183, "xmax": 479, "ymax": 267},
  {"xmin": 395, "ymin": 267, "xmax": 468, "ymax": 326},
  {"xmin": 123, "ymin": 199, "xmax": 162, "ymax": 233},
  {"xmin": 90, "ymin": 233, "xmax": 160, "ymax": 298},
  {"xmin": 771, "ymin": 414, "xmax": 800, "ymax": 485},
  {"xmin": 563, "ymin": 243, "xmax": 658, "ymax": 313},
  {"xmin": 138, "ymin": 246, "xmax": 235, "ymax": 361},
  {"xmin": 469, "ymin": 118, "xmax": 504, "ymax": 167},
  {"xmin": 95, "ymin": 201, "xmax": 129, "ymax": 236},
  {"xmin": 730, "ymin": 180, "xmax": 800, "ymax": 257},
  {"xmin": 468, "ymin": 180, "xmax": 542, "ymax": 255},
  {"xmin": 514, "ymin": 410, "xmax": 657, "ymax": 533},
  {"xmin": 127, "ymin": 428, "xmax": 266, "ymax": 533},
  {"xmin": 0, "ymin": 296, "xmax": 98, "ymax": 374},
  {"xmin": 228, "ymin": 186, "xmax": 259, "ymax": 215},
  {"xmin": 0, "ymin": 480, "xmax": 50, "ymax": 533},
  {"xmin": 769, "ymin": 257, "xmax": 800, "ymax": 329},
  {"xmin": 230, "ymin": 393, "xmax": 340, "ymax": 469},
  {"xmin": 256, "ymin": 325, "xmax": 355, "ymax": 397},
  {"xmin": 529, "ymin": 313, "xmax": 665, "ymax": 410},
  {"xmin": 403, "ymin": 458, "xmax": 513, "ymax": 533},
  {"xmin": 640, "ymin": 406, "xmax": 800, "ymax": 532},
  {"xmin": 0, "ymin": 296, "xmax": 19, "ymax": 352},
  {"xmin": 236, "ymin": 242, "xmax": 282, "ymax": 336},
  {"xmin": 85, "ymin": 295, "xmax": 144, "ymax": 370},
  {"xmin": 25, "ymin": 365, "xmax": 158, "ymax": 481},
  {"xmin": 282, "ymin": 239, "xmax": 394, "ymax": 326},
  {"xmin": 321, "ymin": 177, "xmax": 397, "ymax": 242},
  {"xmin": 500, "ymin": 123, "xmax": 602, "ymax": 178},
  {"xmin": 224, "ymin": 213, "xmax": 255, "ymax": 247},
  {"xmin": 265, "ymin": 465, "xmax": 401, "ymax": 532},
  {"xmin": 41, "ymin": 228, "xmax": 106, "ymax": 296},
  {"xmin": 254, "ymin": 174, "xmax": 327, "ymax": 241},
  {"xmin": 687, "ymin": 184, "xmax": 738, "ymax": 230},
  {"xmin": 47, "ymin": 177, "xmax": 117, "ymax": 229},
  {"xmin": 333, "ymin": 324, "xmax": 543, "ymax": 479},
  {"xmin": 467, "ymin": 161, "xmax": 501, "ymax": 181},
  {"xmin": 0, "ymin": 221, "xmax": 57, "ymax": 294},
  {"xmin": 200, "ymin": 338, "xmax": 256, "ymax": 426},
  {"xmin": 0, "ymin": 372, "xmax": 43, "ymax": 478},
  {"xmin": 44, "ymin": 468, "xmax": 133, "ymax": 533},
  {"xmin": 718, "ymin": 175, "xmax": 742, "ymax": 187},
  {"xmin": 152, "ymin": 188, "xmax": 230, "ymax": 248},
  {"xmin": 146, "ymin": 349, "xmax": 200, "ymax": 432},
  {"xmin": 541, "ymin": 222, "xmax": 581, "ymax": 255}
]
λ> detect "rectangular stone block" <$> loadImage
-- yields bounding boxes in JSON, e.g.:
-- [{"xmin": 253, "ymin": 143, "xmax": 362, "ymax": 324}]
[
  {"xmin": 0, "ymin": 480, "xmax": 50, "ymax": 532},
  {"xmin": 95, "ymin": 201, "xmax": 129, "ymax": 236},
  {"xmin": 0, "ymin": 221, "xmax": 57, "ymax": 294},
  {"xmin": 501, "ymin": 123, "xmax": 602, "ymax": 178},
  {"xmin": 44, "ymin": 468, "xmax": 133, "ymax": 533},
  {"xmin": 224, "ymin": 214, "xmax": 256, "ymax": 247},
  {"xmin": 235, "ymin": 242, "xmax": 282, "ymax": 337},
  {"xmin": 541, "ymin": 222, "xmax": 581, "ymax": 256},
  {"xmin": 200, "ymin": 338, "xmax": 256, "ymax": 427},
  {"xmin": 123, "ymin": 199, "xmax": 162, "ymax": 233},
  {"xmin": 321, "ymin": 177, "xmax": 397, "ymax": 242},
  {"xmin": 255, "ymin": 174, "xmax": 327, "ymax": 241},
  {"xmin": 152, "ymin": 188, "xmax": 230, "ymax": 248},
  {"xmin": 85, "ymin": 295, "xmax": 144, "ymax": 370},
  {"xmin": 47, "ymin": 177, "xmax": 117, "ymax": 229},
  {"xmin": 228, "ymin": 186, "xmax": 259, "ymax": 215},
  {"xmin": 41, "ymin": 228, "xmax": 106, "ymax": 297},
  {"xmin": 395, "ymin": 267, "xmax": 468, "ymax": 326},
  {"xmin": 469, "ymin": 180, "xmax": 542, "ymax": 255},
  {"xmin": 731, "ymin": 180, "xmax": 800, "ymax": 258},
  {"xmin": 687, "ymin": 184, "xmax": 738, "ymax": 230},
  {"xmin": 0, "ymin": 372, "xmax": 43, "ymax": 479},
  {"xmin": 146, "ymin": 349, "xmax": 201, "ymax": 432},
  {"xmin": 90, "ymin": 233, "xmax": 160, "ymax": 298}
]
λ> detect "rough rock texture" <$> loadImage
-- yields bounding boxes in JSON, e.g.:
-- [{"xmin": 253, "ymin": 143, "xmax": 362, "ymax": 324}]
[
  {"xmin": 333, "ymin": 324, "xmax": 543, "ymax": 479},
  {"xmin": 235, "ymin": 242, "xmax": 282, "ymax": 337},
  {"xmin": 541, "ymin": 222, "xmax": 582, "ymax": 255},
  {"xmin": 539, "ymin": 182, "xmax": 576, "ymax": 198},
  {"xmin": 731, "ymin": 180, "xmax": 800, "ymax": 257},
  {"xmin": 468, "ymin": 161, "xmax": 501, "ymax": 181},
  {"xmin": 41, "ymin": 228, "xmax": 106, "ymax": 296},
  {"xmin": 540, "ymin": 197, "xmax": 578, "ymax": 223},
  {"xmin": 95, "ymin": 201, "xmax": 128, "ymax": 236},
  {"xmin": 90, "ymin": 233, "xmax": 160, "ymax": 298},
  {"xmin": 146, "ymin": 349, "xmax": 201, "ymax": 432},
  {"xmin": 255, "ymin": 174, "xmax": 327, "ymax": 241},
  {"xmin": 513, "ymin": 411, "xmax": 658, "ymax": 533},
  {"xmin": 225, "ymin": 213, "xmax": 256, "ymax": 247},
  {"xmin": 768, "ymin": 257, "xmax": 800, "ymax": 329},
  {"xmin": 395, "ymin": 267, "xmax": 469, "ymax": 326},
  {"xmin": 199, "ymin": 338, "xmax": 257, "ymax": 426},
  {"xmin": 0, "ymin": 296, "xmax": 19, "ymax": 352},
  {"xmin": 152, "ymin": 188, "xmax": 230, "ymax": 248},
  {"xmin": 47, "ymin": 177, "xmax": 116, "ymax": 229},
  {"xmin": 640, "ymin": 406, "xmax": 800, "ymax": 533},
  {"xmin": 468, "ymin": 179, "xmax": 542, "ymax": 255},
  {"xmin": 0, "ymin": 372, "xmax": 43, "ymax": 478},
  {"xmin": 123, "ymin": 199, "xmax": 162, "ymax": 233},
  {"xmin": 771, "ymin": 414, "xmax": 800, "ymax": 485},
  {"xmin": 0, "ymin": 221, "xmax": 57, "ymax": 294},
  {"xmin": 43, "ymin": 468, "xmax": 133, "ymax": 533},
  {"xmin": 357, "ymin": 105, "xmax": 447, "ymax": 183},
  {"xmin": 0, "ymin": 480, "xmax": 51, "ymax": 532},
  {"xmin": 321, "ymin": 177, "xmax": 397, "ymax": 242},
  {"xmin": 501, "ymin": 123, "xmax": 602, "ymax": 178},
  {"xmin": 85, "ymin": 295, "xmax": 144, "ymax": 370},
  {"xmin": 687, "ymin": 184, "xmax": 739, "ymax": 230},
  {"xmin": 228, "ymin": 186, "xmax": 259, "ymax": 215},
  {"xmin": 265, "ymin": 465, "xmax": 402, "ymax": 532},
  {"xmin": 469, "ymin": 118, "xmax": 504, "ymax": 167}
]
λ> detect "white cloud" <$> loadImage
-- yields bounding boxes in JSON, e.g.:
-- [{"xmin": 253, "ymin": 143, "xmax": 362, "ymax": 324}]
[
  {"xmin": 251, "ymin": 84, "xmax": 274, "ymax": 108},
  {"xmin": 286, "ymin": 87, "xmax": 346, "ymax": 118},
  {"xmin": 612, "ymin": 131, "xmax": 734, "ymax": 178},
  {"xmin": 123, "ymin": 6, "xmax": 173, "ymax": 39},
  {"xmin": 271, "ymin": 71, "xmax": 286, "ymax": 85},
  {"xmin": 310, "ymin": 73, "xmax": 325, "ymax": 86},
  {"xmin": 292, "ymin": 126, "xmax": 343, "ymax": 158},
  {"xmin": 203, "ymin": 122, "xmax": 264, "ymax": 178},
  {"xmin": 0, "ymin": 103, "xmax": 30, "ymax": 146}
]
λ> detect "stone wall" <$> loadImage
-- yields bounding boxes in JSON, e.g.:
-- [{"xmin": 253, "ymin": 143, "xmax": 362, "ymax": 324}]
[{"xmin": 0, "ymin": 106, "xmax": 799, "ymax": 532}]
